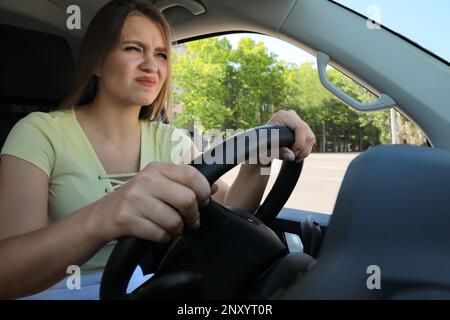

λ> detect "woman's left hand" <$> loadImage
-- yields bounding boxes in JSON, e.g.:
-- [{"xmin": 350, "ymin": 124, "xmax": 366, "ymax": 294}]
[{"xmin": 267, "ymin": 110, "xmax": 316, "ymax": 162}]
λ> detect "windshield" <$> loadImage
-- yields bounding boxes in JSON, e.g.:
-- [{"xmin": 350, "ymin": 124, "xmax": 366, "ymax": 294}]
[{"xmin": 330, "ymin": 0, "xmax": 450, "ymax": 63}]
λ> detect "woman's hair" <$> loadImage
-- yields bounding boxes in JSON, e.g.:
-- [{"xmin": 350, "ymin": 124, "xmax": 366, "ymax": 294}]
[{"xmin": 59, "ymin": 0, "xmax": 172, "ymax": 121}]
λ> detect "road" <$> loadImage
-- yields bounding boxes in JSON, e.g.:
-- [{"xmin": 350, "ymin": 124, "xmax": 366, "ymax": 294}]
[{"xmin": 220, "ymin": 153, "xmax": 360, "ymax": 214}]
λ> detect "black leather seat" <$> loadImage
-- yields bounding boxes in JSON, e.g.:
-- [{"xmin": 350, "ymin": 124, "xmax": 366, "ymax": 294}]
[
  {"xmin": 279, "ymin": 145, "xmax": 450, "ymax": 299},
  {"xmin": 245, "ymin": 251, "xmax": 315, "ymax": 299}
]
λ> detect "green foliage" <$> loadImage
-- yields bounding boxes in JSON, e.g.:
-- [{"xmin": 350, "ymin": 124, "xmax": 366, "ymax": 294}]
[
  {"xmin": 172, "ymin": 38, "xmax": 232, "ymax": 131},
  {"xmin": 172, "ymin": 37, "xmax": 286, "ymax": 132}
]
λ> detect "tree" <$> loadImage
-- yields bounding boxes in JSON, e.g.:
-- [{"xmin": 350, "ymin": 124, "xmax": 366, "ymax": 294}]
[
  {"xmin": 172, "ymin": 37, "xmax": 287, "ymax": 132},
  {"xmin": 280, "ymin": 64, "xmax": 382, "ymax": 151},
  {"xmin": 225, "ymin": 38, "xmax": 287, "ymax": 128},
  {"xmin": 172, "ymin": 38, "xmax": 233, "ymax": 131}
]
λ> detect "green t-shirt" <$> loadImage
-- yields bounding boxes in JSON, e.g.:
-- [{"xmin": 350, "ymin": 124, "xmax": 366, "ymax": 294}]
[{"xmin": 1, "ymin": 108, "xmax": 193, "ymax": 273}]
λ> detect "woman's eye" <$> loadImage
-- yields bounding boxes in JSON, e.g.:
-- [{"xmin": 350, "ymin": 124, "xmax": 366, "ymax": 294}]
[
  {"xmin": 125, "ymin": 46, "xmax": 141, "ymax": 53},
  {"xmin": 157, "ymin": 53, "xmax": 168, "ymax": 60}
]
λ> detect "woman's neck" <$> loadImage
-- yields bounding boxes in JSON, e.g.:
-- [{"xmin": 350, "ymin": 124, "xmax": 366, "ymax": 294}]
[{"xmin": 76, "ymin": 98, "xmax": 142, "ymax": 143}]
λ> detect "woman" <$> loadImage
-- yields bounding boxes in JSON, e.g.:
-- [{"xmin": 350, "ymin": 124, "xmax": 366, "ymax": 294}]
[{"xmin": 0, "ymin": 0, "xmax": 315, "ymax": 299}]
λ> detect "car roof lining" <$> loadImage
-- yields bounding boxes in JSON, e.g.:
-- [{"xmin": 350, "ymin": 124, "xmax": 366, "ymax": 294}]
[
  {"xmin": 279, "ymin": 0, "xmax": 450, "ymax": 149},
  {"xmin": 327, "ymin": 0, "xmax": 450, "ymax": 68}
]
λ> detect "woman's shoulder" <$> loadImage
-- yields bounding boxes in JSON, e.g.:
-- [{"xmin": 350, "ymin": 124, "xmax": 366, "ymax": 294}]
[
  {"xmin": 22, "ymin": 108, "xmax": 73, "ymax": 124},
  {"xmin": 8, "ymin": 109, "xmax": 74, "ymax": 143},
  {"xmin": 15, "ymin": 109, "xmax": 73, "ymax": 135},
  {"xmin": 1, "ymin": 109, "xmax": 74, "ymax": 174}
]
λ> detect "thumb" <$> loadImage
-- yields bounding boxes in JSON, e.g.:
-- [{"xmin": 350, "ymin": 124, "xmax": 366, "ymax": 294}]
[
  {"xmin": 211, "ymin": 183, "xmax": 219, "ymax": 195},
  {"xmin": 280, "ymin": 147, "xmax": 295, "ymax": 161}
]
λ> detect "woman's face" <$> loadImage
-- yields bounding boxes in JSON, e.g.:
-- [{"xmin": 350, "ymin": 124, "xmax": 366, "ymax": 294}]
[{"xmin": 96, "ymin": 14, "xmax": 168, "ymax": 108}]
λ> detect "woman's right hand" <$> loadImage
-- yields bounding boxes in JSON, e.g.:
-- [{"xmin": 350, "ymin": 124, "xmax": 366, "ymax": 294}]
[{"xmin": 90, "ymin": 162, "xmax": 212, "ymax": 243}]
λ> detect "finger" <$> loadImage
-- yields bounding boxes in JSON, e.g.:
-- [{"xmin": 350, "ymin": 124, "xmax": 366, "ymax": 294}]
[
  {"xmin": 292, "ymin": 122, "xmax": 315, "ymax": 158},
  {"xmin": 211, "ymin": 183, "xmax": 219, "ymax": 195},
  {"xmin": 157, "ymin": 164, "xmax": 211, "ymax": 207},
  {"xmin": 147, "ymin": 177, "xmax": 200, "ymax": 228},
  {"xmin": 296, "ymin": 144, "xmax": 311, "ymax": 162},
  {"xmin": 271, "ymin": 111, "xmax": 306, "ymax": 155},
  {"xmin": 292, "ymin": 126, "xmax": 308, "ymax": 158},
  {"xmin": 127, "ymin": 215, "xmax": 172, "ymax": 242},
  {"xmin": 132, "ymin": 192, "xmax": 187, "ymax": 236},
  {"xmin": 301, "ymin": 128, "xmax": 316, "ymax": 157},
  {"xmin": 279, "ymin": 147, "xmax": 295, "ymax": 161},
  {"xmin": 296, "ymin": 137, "xmax": 315, "ymax": 162}
]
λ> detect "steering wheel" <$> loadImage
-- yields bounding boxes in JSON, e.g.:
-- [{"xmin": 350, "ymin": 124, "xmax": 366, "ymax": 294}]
[{"xmin": 100, "ymin": 125, "xmax": 304, "ymax": 299}]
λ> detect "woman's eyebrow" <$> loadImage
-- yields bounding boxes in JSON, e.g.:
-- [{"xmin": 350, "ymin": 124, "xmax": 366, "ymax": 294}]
[
  {"xmin": 155, "ymin": 47, "xmax": 168, "ymax": 53},
  {"xmin": 121, "ymin": 40, "xmax": 145, "ymax": 47}
]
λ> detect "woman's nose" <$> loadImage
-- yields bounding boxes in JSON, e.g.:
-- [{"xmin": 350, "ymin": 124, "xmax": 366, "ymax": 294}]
[{"xmin": 139, "ymin": 56, "xmax": 158, "ymax": 73}]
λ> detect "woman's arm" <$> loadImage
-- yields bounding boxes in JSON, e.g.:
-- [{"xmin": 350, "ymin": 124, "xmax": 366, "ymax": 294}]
[
  {"xmin": 222, "ymin": 163, "xmax": 271, "ymax": 213},
  {"xmin": 0, "ymin": 155, "xmax": 108, "ymax": 299},
  {"xmin": 0, "ymin": 155, "xmax": 212, "ymax": 299}
]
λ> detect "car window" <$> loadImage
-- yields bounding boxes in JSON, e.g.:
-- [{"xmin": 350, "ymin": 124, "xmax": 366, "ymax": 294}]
[
  {"xmin": 330, "ymin": 0, "xmax": 450, "ymax": 63},
  {"xmin": 171, "ymin": 33, "xmax": 427, "ymax": 215}
]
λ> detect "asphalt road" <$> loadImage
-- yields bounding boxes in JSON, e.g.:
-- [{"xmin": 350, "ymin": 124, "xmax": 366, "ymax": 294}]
[{"xmin": 220, "ymin": 153, "xmax": 360, "ymax": 215}]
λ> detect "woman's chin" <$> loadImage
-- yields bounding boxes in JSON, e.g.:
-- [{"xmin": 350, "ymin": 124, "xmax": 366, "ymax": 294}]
[{"xmin": 132, "ymin": 97, "xmax": 156, "ymax": 107}]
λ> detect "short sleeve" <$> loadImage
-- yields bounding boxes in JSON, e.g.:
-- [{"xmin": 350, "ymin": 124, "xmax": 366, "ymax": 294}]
[{"xmin": 1, "ymin": 113, "xmax": 56, "ymax": 177}]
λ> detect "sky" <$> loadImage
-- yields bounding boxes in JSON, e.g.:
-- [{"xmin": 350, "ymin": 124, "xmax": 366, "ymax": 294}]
[
  {"xmin": 332, "ymin": 0, "xmax": 450, "ymax": 62},
  {"xmin": 223, "ymin": 0, "xmax": 450, "ymax": 65},
  {"xmin": 223, "ymin": 33, "xmax": 316, "ymax": 67}
]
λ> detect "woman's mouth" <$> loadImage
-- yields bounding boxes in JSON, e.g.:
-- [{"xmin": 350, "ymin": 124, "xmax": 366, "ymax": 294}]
[{"xmin": 135, "ymin": 76, "xmax": 157, "ymax": 87}]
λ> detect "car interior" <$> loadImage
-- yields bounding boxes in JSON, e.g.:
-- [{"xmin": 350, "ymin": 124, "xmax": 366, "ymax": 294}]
[{"xmin": 1, "ymin": 0, "xmax": 450, "ymax": 299}]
